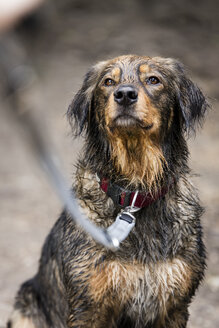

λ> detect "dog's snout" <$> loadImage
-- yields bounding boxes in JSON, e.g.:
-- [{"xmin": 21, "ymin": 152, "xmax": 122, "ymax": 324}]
[{"xmin": 114, "ymin": 85, "xmax": 138, "ymax": 106}]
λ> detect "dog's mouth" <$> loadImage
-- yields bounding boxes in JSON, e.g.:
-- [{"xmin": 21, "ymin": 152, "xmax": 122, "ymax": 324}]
[{"xmin": 112, "ymin": 114, "xmax": 153, "ymax": 130}]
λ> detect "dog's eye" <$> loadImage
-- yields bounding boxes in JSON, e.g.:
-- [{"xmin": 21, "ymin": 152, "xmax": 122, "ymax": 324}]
[
  {"xmin": 146, "ymin": 76, "xmax": 160, "ymax": 85},
  {"xmin": 104, "ymin": 78, "xmax": 116, "ymax": 86}
]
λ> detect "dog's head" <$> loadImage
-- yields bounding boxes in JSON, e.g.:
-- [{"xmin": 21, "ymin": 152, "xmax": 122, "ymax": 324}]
[{"xmin": 68, "ymin": 55, "xmax": 207, "ymax": 188}]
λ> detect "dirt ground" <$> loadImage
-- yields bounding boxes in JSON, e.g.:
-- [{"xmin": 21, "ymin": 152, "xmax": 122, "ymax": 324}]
[{"xmin": 0, "ymin": 0, "xmax": 218, "ymax": 327}]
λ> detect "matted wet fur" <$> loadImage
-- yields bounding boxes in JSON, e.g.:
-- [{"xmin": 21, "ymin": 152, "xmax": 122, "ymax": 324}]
[{"xmin": 8, "ymin": 55, "xmax": 208, "ymax": 328}]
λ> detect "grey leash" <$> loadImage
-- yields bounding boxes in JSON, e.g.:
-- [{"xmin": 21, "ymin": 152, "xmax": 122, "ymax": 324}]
[{"xmin": 0, "ymin": 36, "xmax": 139, "ymax": 250}]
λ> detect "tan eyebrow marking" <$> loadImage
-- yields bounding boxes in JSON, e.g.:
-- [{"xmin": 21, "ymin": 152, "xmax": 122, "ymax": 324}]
[
  {"xmin": 139, "ymin": 64, "xmax": 150, "ymax": 74},
  {"xmin": 111, "ymin": 66, "xmax": 121, "ymax": 80}
]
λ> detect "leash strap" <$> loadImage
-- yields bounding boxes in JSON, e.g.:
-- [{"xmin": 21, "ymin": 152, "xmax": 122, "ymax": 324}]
[{"xmin": 0, "ymin": 36, "xmax": 117, "ymax": 250}]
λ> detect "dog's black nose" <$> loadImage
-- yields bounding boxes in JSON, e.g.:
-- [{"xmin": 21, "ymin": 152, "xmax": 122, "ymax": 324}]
[{"xmin": 114, "ymin": 85, "xmax": 138, "ymax": 106}]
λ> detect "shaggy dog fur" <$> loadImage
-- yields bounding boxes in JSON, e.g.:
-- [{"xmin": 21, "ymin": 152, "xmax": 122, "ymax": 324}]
[{"xmin": 8, "ymin": 55, "xmax": 207, "ymax": 328}]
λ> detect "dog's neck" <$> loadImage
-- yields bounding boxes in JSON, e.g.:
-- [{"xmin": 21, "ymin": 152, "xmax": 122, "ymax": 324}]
[
  {"xmin": 98, "ymin": 175, "xmax": 174, "ymax": 209},
  {"xmin": 75, "ymin": 161, "xmax": 174, "ymax": 212},
  {"xmin": 83, "ymin": 125, "xmax": 189, "ymax": 193},
  {"xmin": 102, "ymin": 127, "xmax": 166, "ymax": 191}
]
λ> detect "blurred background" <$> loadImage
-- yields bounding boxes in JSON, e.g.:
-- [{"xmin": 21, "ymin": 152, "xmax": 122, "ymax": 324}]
[{"xmin": 0, "ymin": 0, "xmax": 218, "ymax": 327}]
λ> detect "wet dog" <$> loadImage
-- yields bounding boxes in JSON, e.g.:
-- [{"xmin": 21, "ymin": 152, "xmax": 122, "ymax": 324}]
[{"xmin": 8, "ymin": 55, "xmax": 207, "ymax": 328}]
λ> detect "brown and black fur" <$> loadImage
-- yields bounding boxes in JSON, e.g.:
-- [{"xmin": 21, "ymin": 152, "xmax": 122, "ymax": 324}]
[{"xmin": 8, "ymin": 55, "xmax": 208, "ymax": 328}]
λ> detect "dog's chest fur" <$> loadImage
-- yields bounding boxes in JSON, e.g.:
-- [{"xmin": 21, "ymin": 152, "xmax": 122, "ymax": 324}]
[
  {"xmin": 73, "ymin": 167, "xmax": 194, "ymax": 324},
  {"xmin": 89, "ymin": 257, "xmax": 191, "ymax": 323}
]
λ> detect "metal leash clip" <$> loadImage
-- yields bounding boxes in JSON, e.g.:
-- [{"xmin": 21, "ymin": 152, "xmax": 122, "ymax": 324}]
[{"xmin": 106, "ymin": 191, "xmax": 140, "ymax": 248}]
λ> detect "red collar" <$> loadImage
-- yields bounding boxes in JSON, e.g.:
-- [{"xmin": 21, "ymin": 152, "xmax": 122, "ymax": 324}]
[{"xmin": 100, "ymin": 176, "xmax": 172, "ymax": 208}]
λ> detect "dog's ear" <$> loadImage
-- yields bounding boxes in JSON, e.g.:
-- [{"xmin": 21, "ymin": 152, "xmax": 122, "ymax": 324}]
[
  {"xmin": 67, "ymin": 61, "xmax": 107, "ymax": 136},
  {"xmin": 174, "ymin": 62, "xmax": 208, "ymax": 134}
]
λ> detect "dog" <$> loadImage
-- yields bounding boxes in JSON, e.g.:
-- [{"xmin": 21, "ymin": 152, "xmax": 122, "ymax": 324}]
[{"xmin": 8, "ymin": 55, "xmax": 207, "ymax": 328}]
